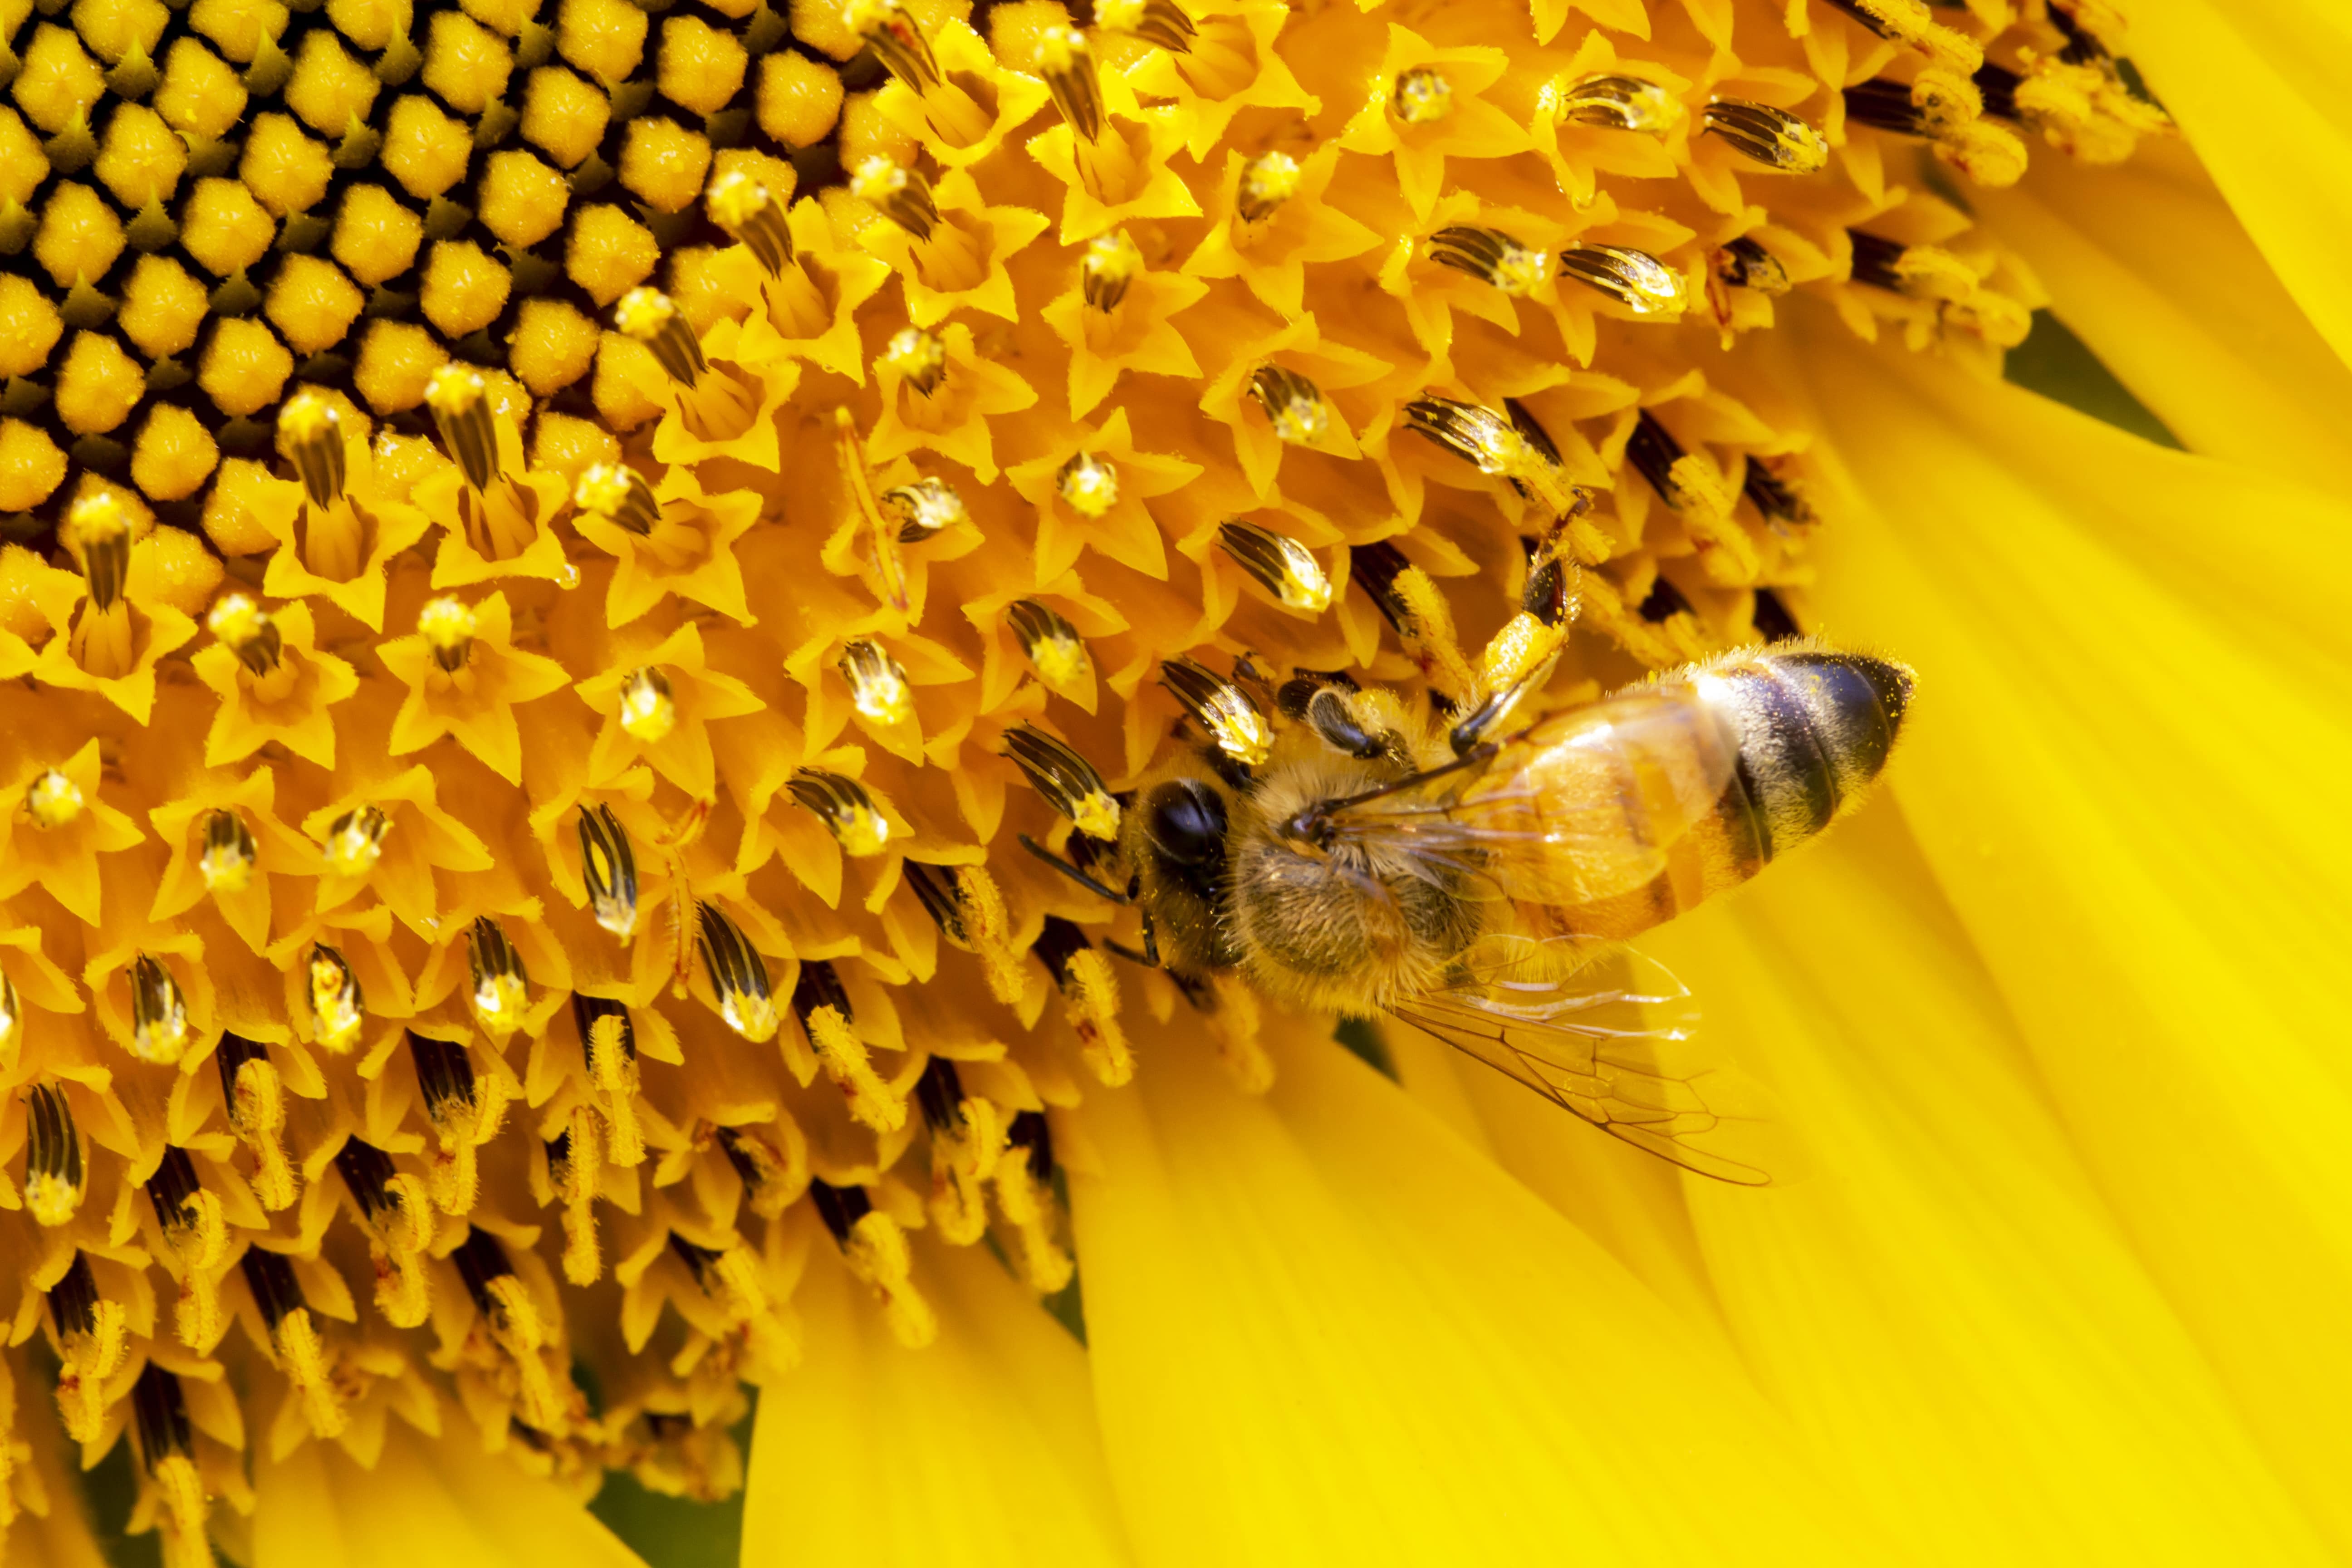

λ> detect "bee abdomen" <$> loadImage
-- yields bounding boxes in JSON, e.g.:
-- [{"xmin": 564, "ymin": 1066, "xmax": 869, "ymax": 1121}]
[{"xmin": 1700, "ymin": 648, "xmax": 1913, "ymax": 862}]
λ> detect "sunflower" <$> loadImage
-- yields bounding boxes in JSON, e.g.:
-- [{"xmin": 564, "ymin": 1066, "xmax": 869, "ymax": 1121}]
[{"xmin": 0, "ymin": 0, "xmax": 2344, "ymax": 1562}]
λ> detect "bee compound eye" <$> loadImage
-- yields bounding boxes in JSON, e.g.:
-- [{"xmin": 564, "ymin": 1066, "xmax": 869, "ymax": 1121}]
[{"xmin": 1142, "ymin": 780, "xmax": 1228, "ymax": 867}]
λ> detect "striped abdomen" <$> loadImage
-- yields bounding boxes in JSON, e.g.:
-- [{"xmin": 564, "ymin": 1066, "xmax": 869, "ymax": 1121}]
[{"xmin": 1465, "ymin": 645, "xmax": 1913, "ymax": 950}]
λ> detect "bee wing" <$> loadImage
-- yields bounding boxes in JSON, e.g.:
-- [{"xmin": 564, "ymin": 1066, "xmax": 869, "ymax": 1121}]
[
  {"xmin": 1387, "ymin": 949, "xmax": 1785, "ymax": 1186},
  {"xmin": 1328, "ymin": 692, "xmax": 1737, "ymax": 910}
]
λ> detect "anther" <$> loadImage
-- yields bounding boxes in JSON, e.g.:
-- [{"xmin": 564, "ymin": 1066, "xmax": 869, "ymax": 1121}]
[
  {"xmin": 1426, "ymin": 226, "xmax": 1547, "ymax": 296},
  {"xmin": 809, "ymin": 1177, "xmax": 872, "ymax": 1246},
  {"xmin": 995, "ymin": 1112, "xmax": 1074, "ymax": 1293},
  {"xmin": 279, "ymin": 392, "xmax": 348, "ymax": 509},
  {"xmin": 335, "ymin": 1136, "xmax": 431, "ymax": 1326},
  {"xmin": 1034, "ymin": 916, "xmax": 1132, "ymax": 1085},
  {"xmin": 1160, "ymin": 657, "xmax": 1274, "ymax": 768},
  {"xmin": 1081, "ymin": 231, "xmax": 1143, "ymax": 313},
  {"xmin": 1347, "ymin": 542, "xmax": 1477, "ymax": 700},
  {"xmin": 0, "ymin": 973, "xmax": 19, "ymax": 1072},
  {"xmin": 308, "ymin": 942, "xmax": 366, "ymax": 1053},
  {"xmin": 884, "ymin": 326, "xmax": 947, "ymax": 396},
  {"xmin": 1554, "ymin": 244, "xmax": 1688, "ymax": 316},
  {"xmin": 1701, "ymin": 99, "xmax": 1831, "ymax": 173},
  {"xmin": 1846, "ymin": 230, "xmax": 1977, "ymax": 301},
  {"xmin": 549, "ymin": 1110, "xmax": 603, "ymax": 1285},
  {"xmin": 24, "ymin": 769, "xmax": 83, "ymax": 829},
  {"xmin": 904, "ymin": 862, "xmax": 1028, "ymax": 1003},
  {"xmin": 400, "ymin": 600, "xmax": 475, "ymax": 681},
  {"xmin": 575, "ymin": 995, "xmax": 645, "ymax": 1168},
  {"xmin": 1404, "ymin": 397, "xmax": 1589, "ymax": 521},
  {"xmin": 411, "ymin": 1030, "xmax": 508, "ymax": 1215},
  {"xmin": 49, "ymin": 1251, "xmax": 127, "ymax": 1442},
  {"xmin": 1040, "ymin": 27, "xmax": 1105, "ymax": 142},
  {"xmin": 68, "ymin": 493, "xmax": 130, "ymax": 612},
  {"xmin": 323, "ymin": 804, "xmax": 391, "ymax": 878},
  {"xmin": 717, "ymin": 1120, "xmax": 810, "ymax": 1222},
  {"xmin": 825, "ymin": 1186, "xmax": 936, "ymax": 1347},
  {"xmin": 1548, "ymin": 72, "xmax": 1685, "ymax": 134},
  {"xmin": 199, "ymin": 808, "xmax": 258, "ymax": 894},
  {"xmin": 619, "ymin": 666, "xmax": 677, "ymax": 744},
  {"xmin": 25, "ymin": 1082, "xmax": 83, "ymax": 1227},
  {"xmin": 577, "ymin": 804, "xmax": 641, "ymax": 939},
  {"xmin": 1713, "ymin": 234, "xmax": 1791, "ymax": 295},
  {"xmin": 845, "ymin": 0, "xmax": 942, "ymax": 93},
  {"xmin": 451, "ymin": 1227, "xmax": 566, "ymax": 1432},
  {"xmin": 243, "ymin": 1248, "xmax": 346, "ymax": 1438},
  {"xmin": 573, "ymin": 462, "xmax": 661, "ymax": 537},
  {"xmin": 218, "ymin": 1033, "xmax": 296, "ymax": 1210},
  {"xmin": 1391, "ymin": 66, "xmax": 1452, "ymax": 125},
  {"xmin": 917, "ymin": 1056, "xmax": 1001, "ymax": 1244},
  {"xmin": 1639, "ymin": 572, "xmax": 1695, "ymax": 623},
  {"xmin": 883, "ymin": 476, "xmax": 968, "ymax": 542},
  {"xmin": 851, "ymin": 155, "xmax": 940, "ymax": 243},
  {"xmin": 793, "ymin": 960, "xmax": 905, "ymax": 1132},
  {"xmin": 1752, "ymin": 586, "xmax": 1803, "ymax": 643},
  {"xmin": 1246, "ymin": 363, "xmax": 1330, "ymax": 445},
  {"xmin": 697, "ymin": 902, "xmax": 779, "ymax": 1043},
  {"xmin": 467, "ymin": 917, "xmax": 529, "ymax": 1039},
  {"xmin": 129, "ymin": 953, "xmax": 191, "ymax": 1064},
  {"xmin": 1094, "ymin": 0, "xmax": 1197, "ymax": 53},
  {"xmin": 1217, "ymin": 519, "xmax": 1332, "ymax": 612},
  {"xmin": 1743, "ymin": 458, "xmax": 1815, "ymax": 528},
  {"xmin": 1009, "ymin": 598, "xmax": 1091, "ymax": 686},
  {"xmin": 425, "ymin": 363, "xmax": 500, "ymax": 493},
  {"xmin": 207, "ymin": 593, "xmax": 283, "ymax": 676},
  {"xmin": 1235, "ymin": 152, "xmax": 1300, "ymax": 224},
  {"xmin": 1820, "ymin": 0, "xmax": 1982, "ymax": 72},
  {"xmin": 788, "ymin": 769, "xmax": 894, "ymax": 856},
  {"xmin": 1055, "ymin": 451, "xmax": 1121, "ymax": 519},
  {"xmin": 706, "ymin": 169, "xmax": 796, "ymax": 276},
  {"xmin": 1002, "ymin": 723, "xmax": 1123, "ymax": 841},
  {"xmin": 131, "ymin": 1363, "xmax": 209, "ymax": 1566},
  {"xmin": 902, "ymin": 862, "xmax": 969, "ymax": 945},
  {"xmin": 615, "ymin": 287, "xmax": 708, "ymax": 390},
  {"xmin": 839, "ymin": 640, "xmax": 914, "ymax": 726},
  {"xmin": 1627, "ymin": 411, "xmax": 1733, "ymax": 516}
]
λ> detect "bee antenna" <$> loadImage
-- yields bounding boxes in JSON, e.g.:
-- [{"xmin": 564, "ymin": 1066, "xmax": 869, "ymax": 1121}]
[
  {"xmin": 1016, "ymin": 833, "xmax": 1135, "ymax": 905},
  {"xmin": 1289, "ymin": 744, "xmax": 1499, "ymax": 844}
]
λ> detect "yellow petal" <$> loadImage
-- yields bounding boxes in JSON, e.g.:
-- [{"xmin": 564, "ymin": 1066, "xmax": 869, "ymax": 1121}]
[{"xmin": 741, "ymin": 1240, "xmax": 1131, "ymax": 1567}]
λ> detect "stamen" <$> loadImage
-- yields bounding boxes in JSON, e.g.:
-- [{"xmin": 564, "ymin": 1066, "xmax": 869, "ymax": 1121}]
[
  {"xmin": 1548, "ymin": 72, "xmax": 1685, "ymax": 134},
  {"xmin": 1248, "ymin": 363, "xmax": 1329, "ymax": 445},
  {"xmin": 1034, "ymin": 916, "xmax": 1132, "ymax": 1085},
  {"xmin": 412, "ymin": 1030, "xmax": 496, "ymax": 1213},
  {"xmin": 1008, "ymin": 598, "xmax": 1091, "ymax": 686},
  {"xmin": 615, "ymin": 287, "xmax": 708, "ymax": 389},
  {"xmin": 244, "ymin": 1248, "xmax": 347, "ymax": 1438},
  {"xmin": 1159, "ymin": 657, "xmax": 1274, "ymax": 768},
  {"xmin": 845, "ymin": 0, "xmax": 942, "ymax": 93},
  {"xmin": 818, "ymin": 1182, "xmax": 936, "ymax": 1347},
  {"xmin": 218, "ymin": 1033, "xmax": 296, "ymax": 1210},
  {"xmin": 67, "ymin": 493, "xmax": 130, "ymax": 612},
  {"xmin": 1425, "ymin": 226, "xmax": 1548, "ymax": 296},
  {"xmin": 131, "ymin": 1363, "xmax": 209, "ymax": 1568},
  {"xmin": 1348, "ymin": 541, "xmax": 1480, "ymax": 701},
  {"xmin": 49, "ymin": 1251, "xmax": 126, "ymax": 1442},
  {"xmin": 1554, "ymin": 243, "xmax": 1688, "ymax": 316},
  {"xmin": 902, "ymin": 862, "xmax": 968, "ymax": 945},
  {"xmin": 549, "ymin": 1110, "xmax": 603, "ymax": 1285},
  {"xmin": 1403, "ymin": 397, "xmax": 1588, "ymax": 521},
  {"xmin": 716, "ymin": 1120, "xmax": 808, "ymax": 1219},
  {"xmin": 1002, "ymin": 723, "xmax": 1123, "ymax": 841},
  {"xmin": 417, "ymin": 596, "xmax": 477, "ymax": 672},
  {"xmin": 128, "ymin": 953, "xmax": 190, "ymax": 1064},
  {"xmin": 706, "ymin": 169, "xmax": 796, "ymax": 276},
  {"xmin": 788, "ymin": 769, "xmax": 893, "ymax": 856},
  {"xmin": 1039, "ymin": 28, "xmax": 1105, "ymax": 142},
  {"xmin": 619, "ymin": 666, "xmax": 678, "ymax": 744},
  {"xmin": 1391, "ymin": 65, "xmax": 1453, "ymax": 125},
  {"xmin": 1743, "ymin": 457, "xmax": 1815, "ymax": 528},
  {"xmin": 575, "ymin": 995, "xmax": 646, "ymax": 1169},
  {"xmin": 323, "ymin": 804, "xmax": 391, "ymax": 877},
  {"xmin": 466, "ymin": 916, "xmax": 530, "ymax": 1039},
  {"xmin": 1701, "ymin": 99, "xmax": 1831, "ymax": 173},
  {"xmin": 1055, "ymin": 451, "xmax": 1121, "ymax": 519},
  {"xmin": 904, "ymin": 862, "xmax": 1029, "ymax": 1004},
  {"xmin": 671, "ymin": 1234, "xmax": 790, "ymax": 1356},
  {"xmin": 1082, "ymin": 231, "xmax": 1144, "ymax": 313},
  {"xmin": 839, "ymin": 639, "xmax": 915, "ymax": 725},
  {"xmin": 1217, "ymin": 519, "xmax": 1333, "ymax": 612},
  {"xmin": 884, "ymin": 474, "xmax": 969, "ymax": 543},
  {"xmin": 451, "ymin": 1227, "xmax": 566, "ymax": 1432},
  {"xmin": 199, "ymin": 808, "xmax": 257, "ymax": 893},
  {"xmin": 334, "ymin": 1136, "xmax": 431, "ymax": 1327},
  {"xmin": 917, "ymin": 1056, "xmax": 1001, "ymax": 1244},
  {"xmin": 1752, "ymin": 587, "xmax": 1804, "ymax": 643},
  {"xmin": 1847, "ymin": 230, "xmax": 1978, "ymax": 300},
  {"xmin": 1712, "ymin": 234, "xmax": 1792, "ymax": 295},
  {"xmin": 851, "ymin": 155, "xmax": 941, "ymax": 243},
  {"xmin": 1821, "ymin": 0, "xmax": 1982, "ymax": 72},
  {"xmin": 279, "ymin": 391, "xmax": 347, "ymax": 508},
  {"xmin": 23, "ymin": 770, "xmax": 82, "ymax": 829},
  {"xmin": 995, "ymin": 1112, "xmax": 1074, "ymax": 1293},
  {"xmin": 0, "ymin": 973, "xmax": 19, "ymax": 1072},
  {"xmin": 696, "ymin": 902, "xmax": 779, "ymax": 1042},
  {"xmin": 791, "ymin": 961, "xmax": 905, "ymax": 1132},
  {"xmin": 1627, "ymin": 411, "xmax": 1734, "ymax": 516},
  {"xmin": 425, "ymin": 363, "xmax": 500, "ymax": 493},
  {"xmin": 1235, "ymin": 151, "xmax": 1300, "ymax": 224},
  {"xmin": 308, "ymin": 941, "xmax": 366, "ymax": 1054},
  {"xmin": 207, "ymin": 592, "xmax": 284, "ymax": 676},
  {"xmin": 577, "ymin": 804, "xmax": 641, "ymax": 939},
  {"xmin": 884, "ymin": 326, "xmax": 948, "ymax": 395},
  {"xmin": 573, "ymin": 462, "xmax": 661, "ymax": 537},
  {"xmin": 25, "ymin": 1082, "xmax": 83, "ymax": 1226},
  {"xmin": 1638, "ymin": 572, "xmax": 1695, "ymax": 624},
  {"xmin": 1094, "ymin": 0, "xmax": 1196, "ymax": 53}
]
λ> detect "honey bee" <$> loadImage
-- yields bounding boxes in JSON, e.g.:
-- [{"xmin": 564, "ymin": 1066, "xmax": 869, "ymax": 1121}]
[{"xmin": 1014, "ymin": 642, "xmax": 1912, "ymax": 1184}]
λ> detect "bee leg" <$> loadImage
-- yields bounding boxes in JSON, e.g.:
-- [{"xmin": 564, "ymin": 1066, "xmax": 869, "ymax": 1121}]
[{"xmin": 1016, "ymin": 833, "xmax": 1133, "ymax": 905}]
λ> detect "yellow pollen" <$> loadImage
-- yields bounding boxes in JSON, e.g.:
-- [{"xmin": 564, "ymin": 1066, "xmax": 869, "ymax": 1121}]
[
  {"xmin": 1391, "ymin": 66, "xmax": 1453, "ymax": 125},
  {"xmin": 805, "ymin": 1003, "xmax": 905, "ymax": 1131},
  {"xmin": 24, "ymin": 769, "xmax": 84, "ymax": 829},
  {"xmin": 843, "ymin": 1211, "xmax": 935, "ymax": 1348},
  {"xmin": 418, "ymin": 596, "xmax": 478, "ymax": 670},
  {"xmin": 323, "ymin": 804, "xmax": 391, "ymax": 877},
  {"xmin": 1235, "ymin": 150, "xmax": 1298, "ymax": 223},
  {"xmin": 308, "ymin": 943, "xmax": 366, "ymax": 1053},
  {"xmin": 620, "ymin": 666, "xmax": 679, "ymax": 742},
  {"xmin": 230, "ymin": 1055, "xmax": 298, "ymax": 1211}
]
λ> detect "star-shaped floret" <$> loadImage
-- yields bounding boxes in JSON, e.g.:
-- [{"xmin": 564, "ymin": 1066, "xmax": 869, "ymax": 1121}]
[
  {"xmin": 379, "ymin": 592, "xmax": 574, "ymax": 785},
  {"xmin": 0, "ymin": 738, "xmax": 146, "ymax": 925},
  {"xmin": 1336, "ymin": 27, "xmax": 1533, "ymax": 223},
  {"xmin": 572, "ymin": 467, "xmax": 764, "ymax": 630},
  {"xmin": 148, "ymin": 764, "xmax": 317, "ymax": 954},
  {"xmin": 300, "ymin": 765, "xmax": 496, "ymax": 938},
  {"xmin": 845, "ymin": 168, "xmax": 1049, "ymax": 329},
  {"xmin": 1182, "ymin": 144, "xmax": 1382, "ymax": 320},
  {"xmin": 191, "ymin": 601, "xmax": 361, "ymax": 770},
  {"xmin": 1005, "ymin": 407, "xmax": 1204, "ymax": 580},
  {"xmin": 1039, "ymin": 231, "xmax": 1211, "ymax": 418},
  {"xmin": 867, "ymin": 321, "xmax": 1040, "ymax": 485},
  {"xmin": 1024, "ymin": 67, "xmax": 1202, "ymax": 245},
  {"xmin": 576, "ymin": 622, "xmax": 765, "ymax": 801},
  {"xmin": 1196, "ymin": 311, "xmax": 1392, "ymax": 497}
]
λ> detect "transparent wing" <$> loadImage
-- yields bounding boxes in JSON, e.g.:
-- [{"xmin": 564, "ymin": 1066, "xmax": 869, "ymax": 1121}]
[
  {"xmin": 1323, "ymin": 690, "xmax": 1737, "ymax": 910},
  {"xmin": 1387, "ymin": 949, "xmax": 1787, "ymax": 1185}
]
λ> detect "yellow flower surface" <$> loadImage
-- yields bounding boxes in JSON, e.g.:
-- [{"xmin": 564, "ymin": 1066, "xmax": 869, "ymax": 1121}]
[{"xmin": 0, "ymin": 0, "xmax": 2344, "ymax": 1563}]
